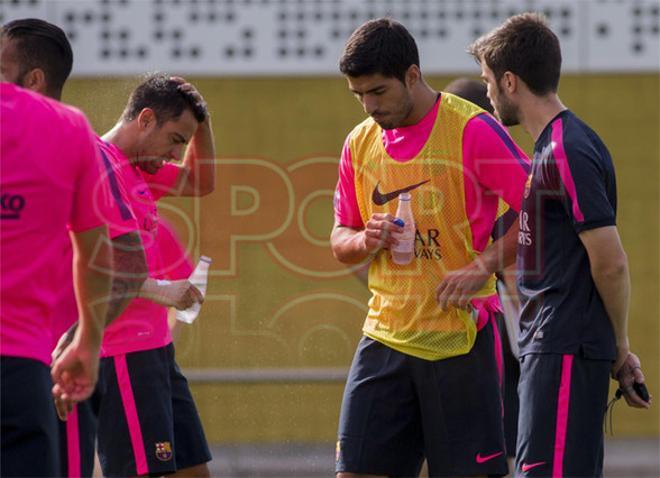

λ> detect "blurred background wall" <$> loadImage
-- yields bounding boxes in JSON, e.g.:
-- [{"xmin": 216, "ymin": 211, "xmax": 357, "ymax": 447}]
[{"xmin": 3, "ymin": 0, "xmax": 658, "ymax": 451}]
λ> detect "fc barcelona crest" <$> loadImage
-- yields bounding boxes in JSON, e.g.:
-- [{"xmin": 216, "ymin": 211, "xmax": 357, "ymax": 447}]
[{"xmin": 155, "ymin": 441, "xmax": 173, "ymax": 461}]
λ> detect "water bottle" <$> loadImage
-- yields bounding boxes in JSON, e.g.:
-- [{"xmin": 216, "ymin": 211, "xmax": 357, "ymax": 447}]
[
  {"xmin": 390, "ymin": 193, "xmax": 415, "ymax": 265},
  {"xmin": 175, "ymin": 256, "xmax": 212, "ymax": 324}
]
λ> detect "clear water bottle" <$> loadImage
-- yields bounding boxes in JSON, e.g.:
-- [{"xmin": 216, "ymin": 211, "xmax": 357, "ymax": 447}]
[
  {"xmin": 175, "ymin": 256, "xmax": 212, "ymax": 324},
  {"xmin": 390, "ymin": 193, "xmax": 415, "ymax": 265}
]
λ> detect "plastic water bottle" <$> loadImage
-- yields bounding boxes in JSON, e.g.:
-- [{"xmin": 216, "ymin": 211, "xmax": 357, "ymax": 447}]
[
  {"xmin": 390, "ymin": 193, "xmax": 415, "ymax": 265},
  {"xmin": 175, "ymin": 256, "xmax": 212, "ymax": 324}
]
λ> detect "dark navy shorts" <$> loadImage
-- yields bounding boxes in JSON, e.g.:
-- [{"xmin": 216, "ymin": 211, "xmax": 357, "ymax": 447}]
[
  {"xmin": 1, "ymin": 356, "xmax": 60, "ymax": 477},
  {"xmin": 96, "ymin": 343, "xmax": 212, "ymax": 477},
  {"xmin": 496, "ymin": 317, "xmax": 520, "ymax": 459},
  {"xmin": 336, "ymin": 317, "xmax": 508, "ymax": 477},
  {"xmin": 58, "ymin": 388, "xmax": 100, "ymax": 478},
  {"xmin": 516, "ymin": 353, "xmax": 611, "ymax": 477}
]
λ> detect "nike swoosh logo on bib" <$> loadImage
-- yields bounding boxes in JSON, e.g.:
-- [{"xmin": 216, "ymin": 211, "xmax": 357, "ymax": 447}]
[{"xmin": 371, "ymin": 179, "xmax": 430, "ymax": 205}]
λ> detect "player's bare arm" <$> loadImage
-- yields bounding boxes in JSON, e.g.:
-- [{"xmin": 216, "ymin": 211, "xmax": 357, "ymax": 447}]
[
  {"xmin": 436, "ymin": 220, "xmax": 518, "ymax": 310},
  {"xmin": 105, "ymin": 231, "xmax": 148, "ymax": 323},
  {"xmin": 52, "ymin": 225, "xmax": 113, "ymax": 403},
  {"xmin": 170, "ymin": 77, "xmax": 216, "ymax": 197},
  {"xmin": 579, "ymin": 225, "xmax": 650, "ymax": 408},
  {"xmin": 330, "ymin": 214, "xmax": 403, "ymax": 264},
  {"xmin": 138, "ymin": 277, "xmax": 204, "ymax": 310},
  {"xmin": 52, "ymin": 231, "xmax": 147, "ymax": 356}
]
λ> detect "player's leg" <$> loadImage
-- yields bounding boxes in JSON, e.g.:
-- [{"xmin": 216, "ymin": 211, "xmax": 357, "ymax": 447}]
[
  {"xmin": 516, "ymin": 353, "xmax": 609, "ymax": 477},
  {"xmin": 561, "ymin": 356, "xmax": 610, "ymax": 476},
  {"xmin": 95, "ymin": 346, "xmax": 176, "ymax": 478},
  {"xmin": 1, "ymin": 357, "xmax": 60, "ymax": 477},
  {"xmin": 167, "ymin": 345, "xmax": 212, "ymax": 477},
  {"xmin": 419, "ymin": 315, "xmax": 508, "ymax": 477},
  {"xmin": 335, "ymin": 336, "xmax": 424, "ymax": 477},
  {"xmin": 517, "ymin": 352, "xmax": 609, "ymax": 477}
]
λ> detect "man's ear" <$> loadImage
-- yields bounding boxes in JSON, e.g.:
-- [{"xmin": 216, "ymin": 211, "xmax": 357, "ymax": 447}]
[
  {"xmin": 136, "ymin": 108, "xmax": 156, "ymax": 130},
  {"xmin": 405, "ymin": 64, "xmax": 421, "ymax": 89},
  {"xmin": 22, "ymin": 68, "xmax": 47, "ymax": 95},
  {"xmin": 501, "ymin": 71, "xmax": 518, "ymax": 94}
]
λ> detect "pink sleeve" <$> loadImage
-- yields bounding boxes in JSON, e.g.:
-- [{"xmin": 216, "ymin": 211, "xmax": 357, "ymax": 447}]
[
  {"xmin": 95, "ymin": 143, "xmax": 139, "ymax": 239},
  {"xmin": 333, "ymin": 135, "xmax": 364, "ymax": 228},
  {"xmin": 143, "ymin": 163, "xmax": 180, "ymax": 200},
  {"xmin": 463, "ymin": 114, "xmax": 530, "ymax": 212},
  {"xmin": 69, "ymin": 118, "xmax": 113, "ymax": 233}
]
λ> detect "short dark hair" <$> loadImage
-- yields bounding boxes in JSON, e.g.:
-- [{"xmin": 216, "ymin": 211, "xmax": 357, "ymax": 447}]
[
  {"xmin": 444, "ymin": 78, "xmax": 494, "ymax": 114},
  {"xmin": 1, "ymin": 18, "xmax": 73, "ymax": 98},
  {"xmin": 468, "ymin": 12, "xmax": 561, "ymax": 95},
  {"xmin": 122, "ymin": 73, "xmax": 207, "ymax": 124},
  {"xmin": 339, "ymin": 18, "xmax": 419, "ymax": 83}
]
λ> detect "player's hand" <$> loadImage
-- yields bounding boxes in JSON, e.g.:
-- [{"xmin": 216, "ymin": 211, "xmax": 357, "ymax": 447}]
[
  {"xmin": 361, "ymin": 213, "xmax": 403, "ymax": 254},
  {"xmin": 51, "ymin": 323, "xmax": 78, "ymax": 365},
  {"xmin": 52, "ymin": 331, "xmax": 75, "ymax": 421},
  {"xmin": 51, "ymin": 339, "xmax": 100, "ymax": 404},
  {"xmin": 614, "ymin": 351, "xmax": 651, "ymax": 409},
  {"xmin": 54, "ymin": 395, "xmax": 74, "ymax": 421},
  {"xmin": 152, "ymin": 279, "xmax": 203, "ymax": 310},
  {"xmin": 139, "ymin": 279, "xmax": 204, "ymax": 310},
  {"xmin": 435, "ymin": 258, "xmax": 490, "ymax": 311},
  {"xmin": 170, "ymin": 76, "xmax": 209, "ymax": 122}
]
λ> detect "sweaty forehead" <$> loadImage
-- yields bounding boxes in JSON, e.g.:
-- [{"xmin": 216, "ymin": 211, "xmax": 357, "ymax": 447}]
[{"xmin": 347, "ymin": 73, "xmax": 395, "ymax": 93}]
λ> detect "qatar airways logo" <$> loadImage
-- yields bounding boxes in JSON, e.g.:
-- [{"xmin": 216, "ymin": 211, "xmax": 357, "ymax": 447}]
[
  {"xmin": 414, "ymin": 228, "xmax": 442, "ymax": 260},
  {"xmin": 518, "ymin": 211, "xmax": 532, "ymax": 246},
  {"xmin": 1, "ymin": 193, "xmax": 26, "ymax": 220}
]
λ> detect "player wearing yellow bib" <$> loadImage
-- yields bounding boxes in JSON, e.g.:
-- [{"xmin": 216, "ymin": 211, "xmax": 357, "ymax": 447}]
[{"xmin": 331, "ymin": 19, "xmax": 530, "ymax": 477}]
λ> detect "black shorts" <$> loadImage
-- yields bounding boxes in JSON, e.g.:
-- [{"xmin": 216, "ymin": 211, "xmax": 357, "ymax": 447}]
[
  {"xmin": 496, "ymin": 316, "xmax": 520, "ymax": 458},
  {"xmin": 516, "ymin": 353, "xmax": 611, "ymax": 477},
  {"xmin": 336, "ymin": 317, "xmax": 507, "ymax": 477},
  {"xmin": 58, "ymin": 389, "xmax": 100, "ymax": 478},
  {"xmin": 96, "ymin": 343, "xmax": 212, "ymax": 477},
  {"xmin": 1, "ymin": 356, "xmax": 60, "ymax": 477}
]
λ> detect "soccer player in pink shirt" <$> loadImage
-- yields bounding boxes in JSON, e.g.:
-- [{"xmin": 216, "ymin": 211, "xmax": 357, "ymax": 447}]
[
  {"xmin": 1, "ymin": 19, "xmax": 210, "ymax": 478},
  {"xmin": 92, "ymin": 73, "xmax": 215, "ymax": 478},
  {"xmin": 331, "ymin": 19, "xmax": 530, "ymax": 477},
  {"xmin": 0, "ymin": 81, "xmax": 113, "ymax": 476}
]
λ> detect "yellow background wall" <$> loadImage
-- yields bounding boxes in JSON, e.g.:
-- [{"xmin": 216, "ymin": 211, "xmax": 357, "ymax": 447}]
[{"xmin": 63, "ymin": 73, "xmax": 659, "ymax": 441}]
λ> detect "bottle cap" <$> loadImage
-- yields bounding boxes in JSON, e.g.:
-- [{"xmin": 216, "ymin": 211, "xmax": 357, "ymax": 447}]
[
  {"xmin": 200, "ymin": 256, "xmax": 212, "ymax": 263},
  {"xmin": 399, "ymin": 193, "xmax": 411, "ymax": 201},
  {"xmin": 393, "ymin": 218, "xmax": 405, "ymax": 227}
]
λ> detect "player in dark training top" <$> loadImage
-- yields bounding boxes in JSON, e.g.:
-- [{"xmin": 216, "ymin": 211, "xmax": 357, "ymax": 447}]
[{"xmin": 470, "ymin": 12, "xmax": 651, "ymax": 478}]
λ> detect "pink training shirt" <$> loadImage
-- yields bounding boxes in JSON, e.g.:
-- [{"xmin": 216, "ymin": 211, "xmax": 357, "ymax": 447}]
[
  {"xmin": 157, "ymin": 218, "xmax": 194, "ymax": 281},
  {"xmin": 334, "ymin": 94, "xmax": 530, "ymax": 327},
  {"xmin": 98, "ymin": 140, "xmax": 180, "ymax": 357},
  {"xmin": 0, "ymin": 83, "xmax": 112, "ymax": 365},
  {"xmin": 51, "ymin": 137, "xmax": 141, "ymax": 346},
  {"xmin": 335, "ymin": 94, "xmax": 530, "ymax": 245}
]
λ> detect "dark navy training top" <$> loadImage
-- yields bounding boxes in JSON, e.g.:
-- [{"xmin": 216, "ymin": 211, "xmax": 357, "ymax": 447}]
[{"xmin": 517, "ymin": 110, "xmax": 617, "ymax": 360}]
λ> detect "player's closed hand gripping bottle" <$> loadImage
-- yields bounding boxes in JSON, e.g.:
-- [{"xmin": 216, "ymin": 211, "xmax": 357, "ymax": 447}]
[
  {"xmin": 175, "ymin": 256, "xmax": 212, "ymax": 324},
  {"xmin": 391, "ymin": 193, "xmax": 415, "ymax": 265}
]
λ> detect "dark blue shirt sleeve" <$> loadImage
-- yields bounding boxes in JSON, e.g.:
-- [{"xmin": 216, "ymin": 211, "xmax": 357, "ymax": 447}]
[{"xmin": 554, "ymin": 131, "xmax": 616, "ymax": 233}]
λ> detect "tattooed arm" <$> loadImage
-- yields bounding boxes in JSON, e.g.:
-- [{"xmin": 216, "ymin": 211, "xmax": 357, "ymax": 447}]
[
  {"xmin": 54, "ymin": 231, "xmax": 147, "ymax": 356},
  {"xmin": 104, "ymin": 231, "xmax": 148, "ymax": 324}
]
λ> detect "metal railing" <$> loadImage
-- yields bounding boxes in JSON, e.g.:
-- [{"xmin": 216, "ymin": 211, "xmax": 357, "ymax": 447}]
[{"xmin": 183, "ymin": 367, "xmax": 349, "ymax": 384}]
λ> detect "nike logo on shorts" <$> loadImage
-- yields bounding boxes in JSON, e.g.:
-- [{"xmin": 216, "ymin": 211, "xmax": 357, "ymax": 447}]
[
  {"xmin": 475, "ymin": 451, "xmax": 503, "ymax": 464},
  {"xmin": 371, "ymin": 180, "xmax": 430, "ymax": 205},
  {"xmin": 521, "ymin": 461, "xmax": 546, "ymax": 472}
]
